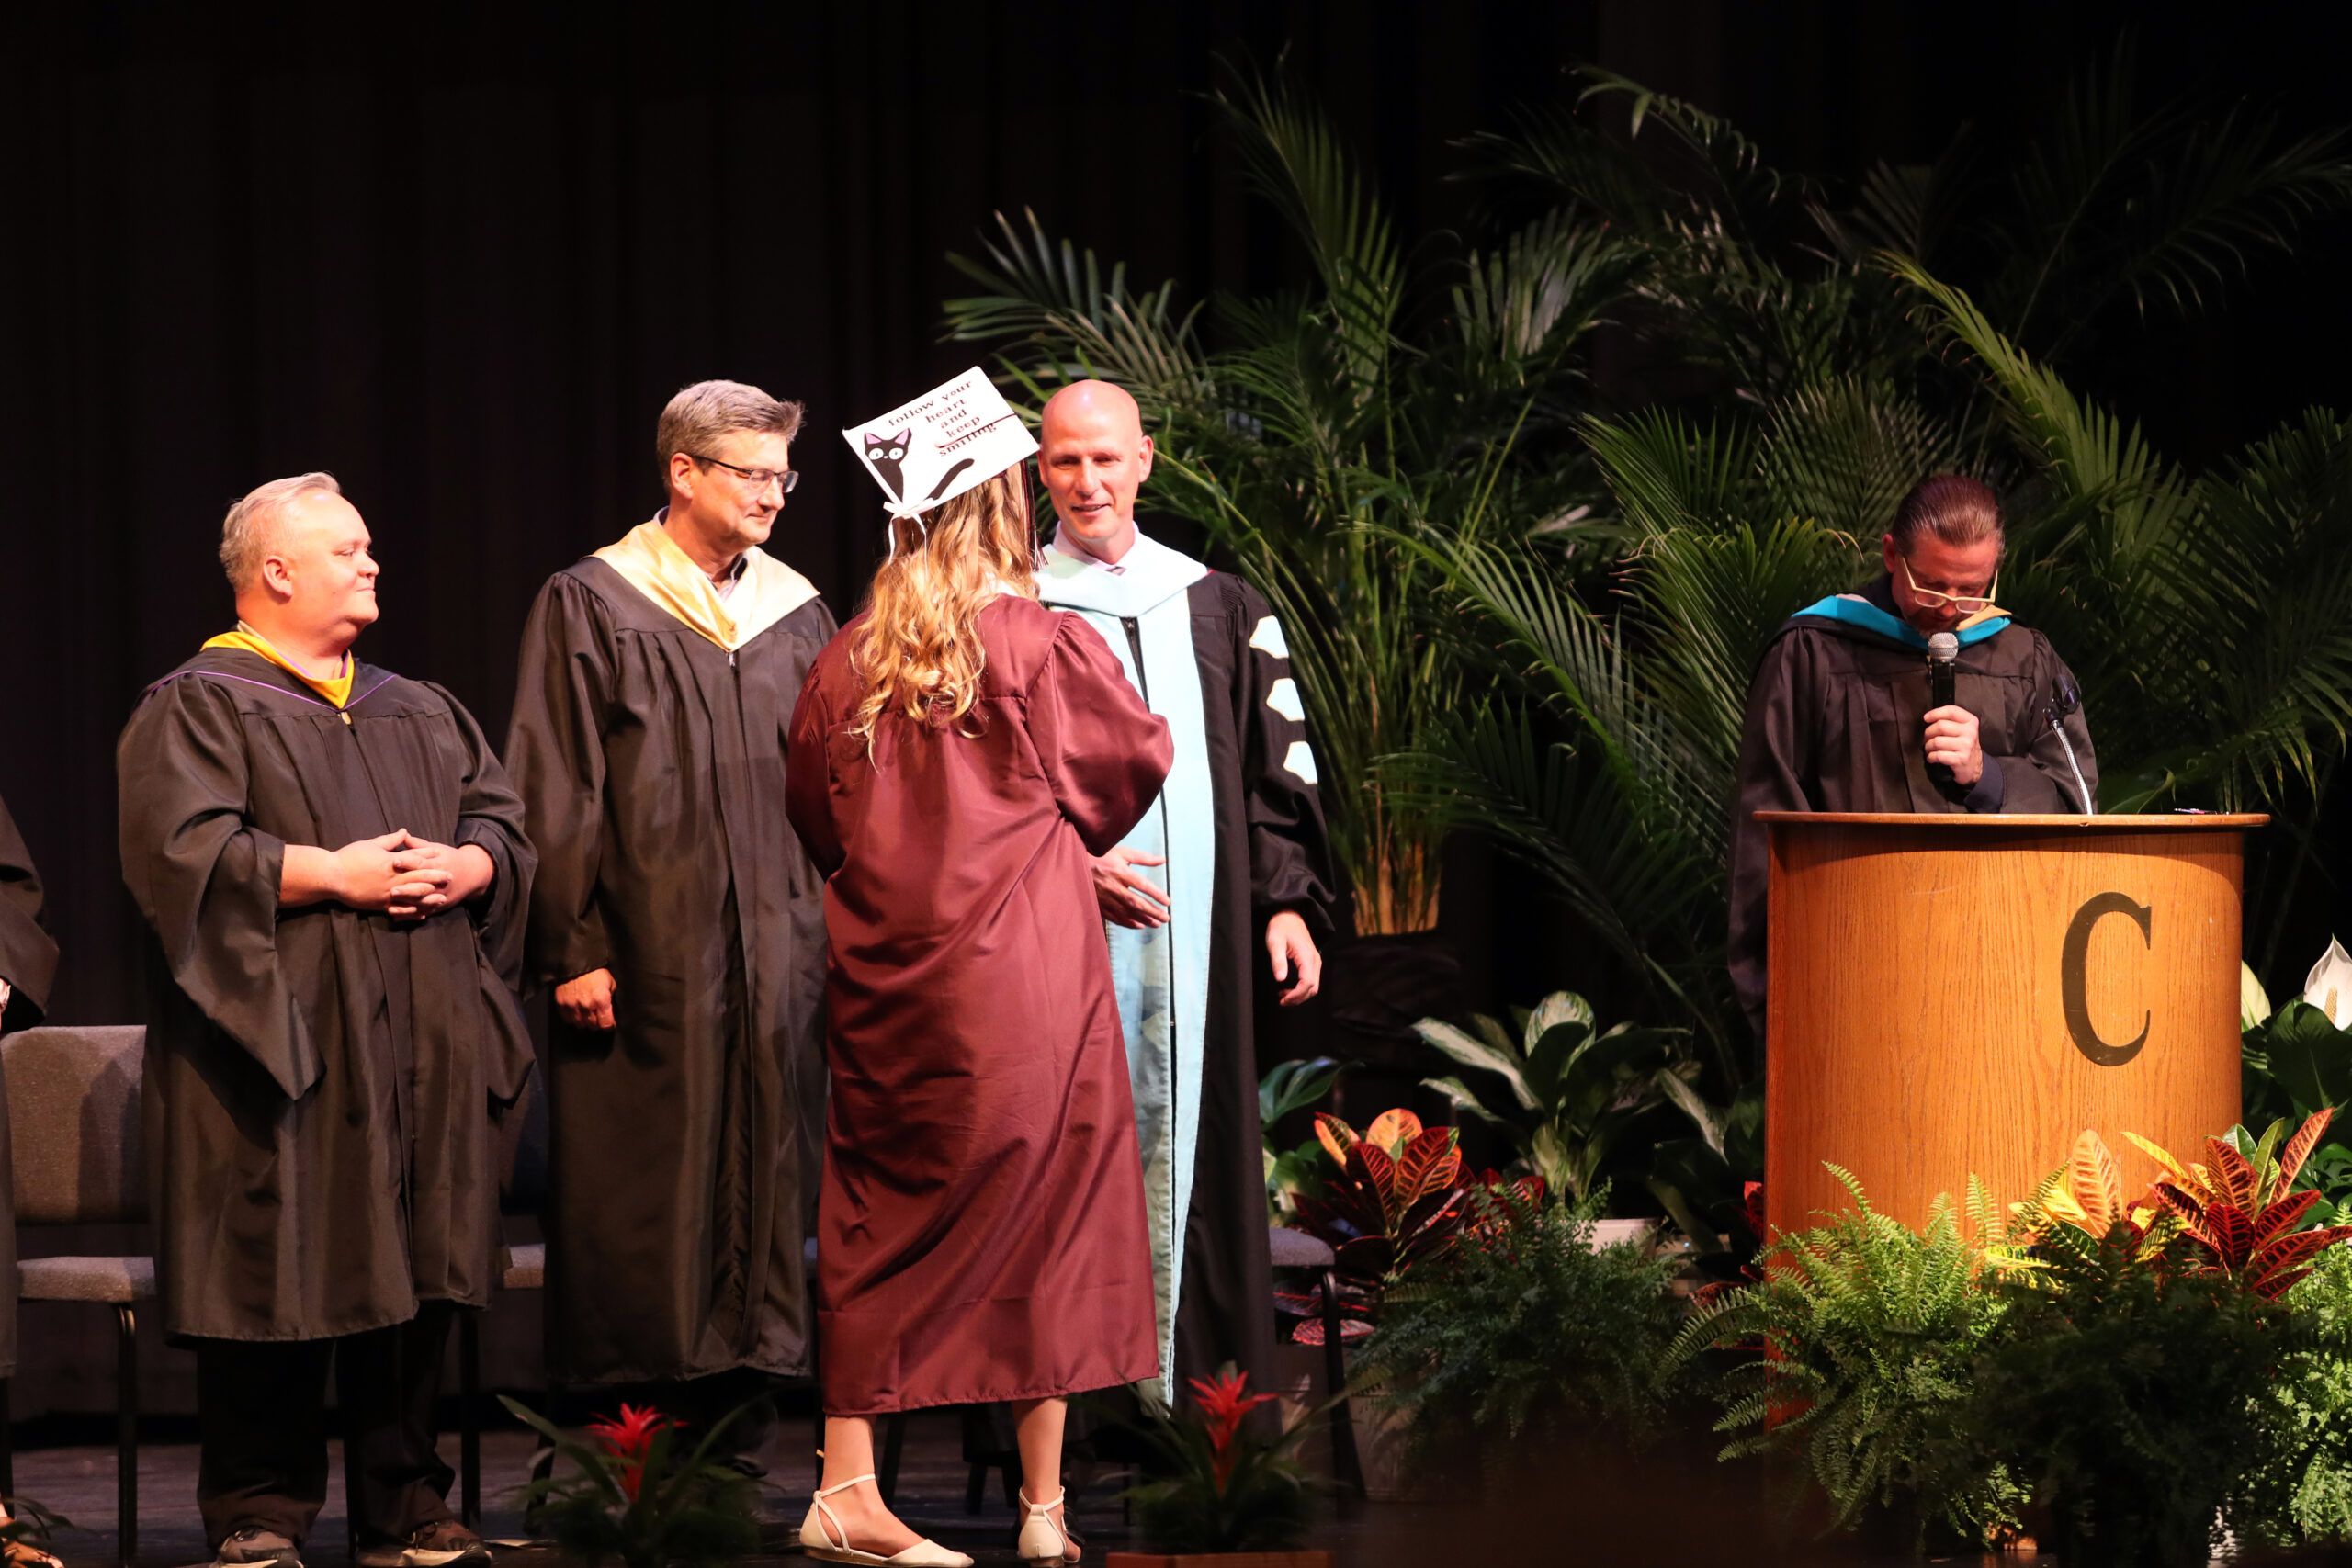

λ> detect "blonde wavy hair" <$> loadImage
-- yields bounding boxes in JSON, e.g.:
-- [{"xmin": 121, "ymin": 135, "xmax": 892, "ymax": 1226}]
[{"xmin": 847, "ymin": 465, "xmax": 1040, "ymax": 750}]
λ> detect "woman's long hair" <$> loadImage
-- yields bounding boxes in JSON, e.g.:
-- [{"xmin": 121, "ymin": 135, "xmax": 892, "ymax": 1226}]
[{"xmin": 847, "ymin": 464, "xmax": 1038, "ymax": 750}]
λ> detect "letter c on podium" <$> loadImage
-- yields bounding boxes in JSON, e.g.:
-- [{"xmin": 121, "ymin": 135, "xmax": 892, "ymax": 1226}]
[{"xmin": 2061, "ymin": 891, "xmax": 2153, "ymax": 1066}]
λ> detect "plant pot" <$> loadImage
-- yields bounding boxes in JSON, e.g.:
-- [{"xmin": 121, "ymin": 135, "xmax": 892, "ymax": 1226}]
[
  {"xmin": 1266, "ymin": 1340, "xmax": 1332, "ymax": 1477},
  {"xmin": 1589, "ymin": 1217, "xmax": 1656, "ymax": 1252},
  {"xmin": 1350, "ymin": 1397, "xmax": 1440, "ymax": 1503},
  {"xmin": 1104, "ymin": 1554, "xmax": 1334, "ymax": 1568}
]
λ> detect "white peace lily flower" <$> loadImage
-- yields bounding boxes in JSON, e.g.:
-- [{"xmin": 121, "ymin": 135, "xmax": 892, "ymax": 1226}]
[
  {"xmin": 2303, "ymin": 937, "xmax": 2352, "ymax": 1031},
  {"xmin": 2240, "ymin": 963, "xmax": 2273, "ymax": 1032}
]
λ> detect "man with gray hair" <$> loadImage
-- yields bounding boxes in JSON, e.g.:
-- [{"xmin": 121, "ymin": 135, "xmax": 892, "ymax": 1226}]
[
  {"xmin": 505, "ymin": 381, "xmax": 833, "ymax": 1452},
  {"xmin": 119, "ymin": 474, "xmax": 535, "ymax": 1568}
]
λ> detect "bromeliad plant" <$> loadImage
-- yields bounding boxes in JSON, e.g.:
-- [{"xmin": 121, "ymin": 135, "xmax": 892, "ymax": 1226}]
[
  {"xmin": 1279, "ymin": 1110, "xmax": 1473, "ymax": 1345},
  {"xmin": 1125, "ymin": 1370, "xmax": 1315, "ymax": 1555},
  {"xmin": 503, "ymin": 1398, "xmax": 761, "ymax": 1568}
]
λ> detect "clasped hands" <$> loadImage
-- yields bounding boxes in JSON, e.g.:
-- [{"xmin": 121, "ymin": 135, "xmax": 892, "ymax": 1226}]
[
  {"xmin": 328, "ymin": 829, "xmax": 495, "ymax": 920},
  {"xmin": 1090, "ymin": 845, "xmax": 1322, "ymax": 1005}
]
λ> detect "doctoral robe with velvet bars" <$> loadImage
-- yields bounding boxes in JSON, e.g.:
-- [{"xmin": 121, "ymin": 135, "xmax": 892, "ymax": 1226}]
[
  {"xmin": 785, "ymin": 595, "xmax": 1169, "ymax": 1414},
  {"xmin": 505, "ymin": 537, "xmax": 834, "ymax": 1385},
  {"xmin": 1035, "ymin": 535, "xmax": 1336, "ymax": 1401},
  {"xmin": 117, "ymin": 649, "xmax": 537, "ymax": 1341},
  {"xmin": 1727, "ymin": 575, "xmax": 2099, "ymax": 1040}
]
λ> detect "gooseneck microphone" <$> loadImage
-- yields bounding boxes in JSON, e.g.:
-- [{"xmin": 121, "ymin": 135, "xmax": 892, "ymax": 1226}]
[{"xmin": 1925, "ymin": 632, "xmax": 1959, "ymax": 789}]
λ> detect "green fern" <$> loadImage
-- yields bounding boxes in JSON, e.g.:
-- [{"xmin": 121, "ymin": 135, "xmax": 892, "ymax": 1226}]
[{"xmin": 1671, "ymin": 1169, "xmax": 2024, "ymax": 1549}]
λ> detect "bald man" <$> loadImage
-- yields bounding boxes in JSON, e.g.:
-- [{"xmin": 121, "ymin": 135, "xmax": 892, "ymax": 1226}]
[{"xmin": 1033, "ymin": 380, "xmax": 1335, "ymax": 1402}]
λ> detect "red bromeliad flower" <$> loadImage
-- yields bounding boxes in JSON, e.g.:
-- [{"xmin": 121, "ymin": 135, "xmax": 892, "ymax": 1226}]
[
  {"xmin": 586, "ymin": 1404, "xmax": 677, "ymax": 1500},
  {"xmin": 1188, "ymin": 1371, "xmax": 1280, "ymax": 1488}
]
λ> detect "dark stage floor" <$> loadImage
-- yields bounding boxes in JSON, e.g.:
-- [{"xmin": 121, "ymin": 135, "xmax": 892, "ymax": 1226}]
[{"xmin": 8, "ymin": 1415, "xmax": 2055, "ymax": 1567}]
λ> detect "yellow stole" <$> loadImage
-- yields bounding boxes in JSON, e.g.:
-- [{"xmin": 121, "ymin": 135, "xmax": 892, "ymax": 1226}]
[
  {"xmin": 592, "ymin": 520, "xmax": 820, "ymax": 651},
  {"xmin": 202, "ymin": 625, "xmax": 356, "ymax": 706}
]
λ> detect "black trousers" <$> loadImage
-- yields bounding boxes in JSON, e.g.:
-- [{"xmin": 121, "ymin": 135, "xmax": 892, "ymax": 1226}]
[
  {"xmin": 638, "ymin": 1366, "xmax": 779, "ymax": 1462},
  {"xmin": 194, "ymin": 1304, "xmax": 458, "ymax": 1551}
]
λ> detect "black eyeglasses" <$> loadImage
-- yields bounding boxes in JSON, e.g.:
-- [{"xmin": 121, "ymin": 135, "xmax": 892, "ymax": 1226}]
[{"xmin": 687, "ymin": 454, "xmax": 800, "ymax": 493}]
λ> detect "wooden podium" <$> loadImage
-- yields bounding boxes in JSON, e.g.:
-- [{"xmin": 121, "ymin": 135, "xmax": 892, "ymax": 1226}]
[{"xmin": 1760, "ymin": 811, "xmax": 2265, "ymax": 1240}]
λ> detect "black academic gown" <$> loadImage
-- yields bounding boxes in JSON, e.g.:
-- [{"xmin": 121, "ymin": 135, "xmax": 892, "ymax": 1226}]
[
  {"xmin": 1, "ymin": 788, "xmax": 60, "ymax": 1375},
  {"xmin": 506, "ymin": 560, "xmax": 834, "ymax": 1384},
  {"xmin": 117, "ymin": 649, "xmax": 536, "ymax": 1342},
  {"xmin": 1726, "ymin": 578, "xmax": 2099, "ymax": 1037},
  {"xmin": 1175, "ymin": 572, "xmax": 1337, "ymax": 1394}
]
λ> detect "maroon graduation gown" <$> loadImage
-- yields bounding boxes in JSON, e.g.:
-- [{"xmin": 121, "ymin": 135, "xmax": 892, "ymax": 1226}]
[{"xmin": 785, "ymin": 596, "xmax": 1170, "ymax": 1414}]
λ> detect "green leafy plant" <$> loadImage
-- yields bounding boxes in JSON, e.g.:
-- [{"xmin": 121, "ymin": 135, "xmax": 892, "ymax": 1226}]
[
  {"xmin": 945, "ymin": 63, "xmax": 1639, "ymax": 934},
  {"xmin": 502, "ymin": 1399, "xmax": 761, "ymax": 1568},
  {"xmin": 1970, "ymin": 1223, "xmax": 2306, "ymax": 1568},
  {"xmin": 1671, "ymin": 1169, "xmax": 2026, "ymax": 1551},
  {"xmin": 1260, "ymin": 1055, "xmax": 1347, "ymax": 1220},
  {"xmin": 1413, "ymin": 990, "xmax": 1695, "ymax": 1213},
  {"xmin": 1411, "ymin": 991, "xmax": 1693, "ymax": 1213},
  {"xmin": 2232, "ymin": 1241, "xmax": 2352, "ymax": 1549},
  {"xmin": 2245, "ymin": 942, "xmax": 2352, "ymax": 1225},
  {"xmin": 1124, "ymin": 1370, "xmax": 1315, "ymax": 1553},
  {"xmin": 1362, "ymin": 1180, "xmax": 1683, "ymax": 1457}
]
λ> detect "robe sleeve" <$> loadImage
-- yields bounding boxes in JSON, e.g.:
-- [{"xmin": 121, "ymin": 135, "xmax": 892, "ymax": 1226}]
[
  {"xmin": 504, "ymin": 573, "xmax": 617, "ymax": 989},
  {"xmin": 784, "ymin": 661, "xmax": 843, "ymax": 879},
  {"xmin": 1033, "ymin": 613, "xmax": 1175, "ymax": 855},
  {"xmin": 422, "ymin": 681, "xmax": 538, "ymax": 991},
  {"xmin": 117, "ymin": 674, "xmax": 322, "ymax": 1100},
  {"xmin": 1727, "ymin": 629, "xmax": 1817, "ymax": 1043},
  {"xmin": 1984, "ymin": 634, "xmax": 2100, "ymax": 814},
  {"xmin": 1230, "ymin": 581, "xmax": 1338, "ymax": 936},
  {"xmin": 0, "ymin": 791, "xmax": 60, "ymax": 1031}
]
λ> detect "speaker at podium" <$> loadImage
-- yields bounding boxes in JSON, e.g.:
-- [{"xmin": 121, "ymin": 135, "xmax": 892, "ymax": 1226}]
[{"xmin": 1758, "ymin": 810, "xmax": 2267, "ymax": 1240}]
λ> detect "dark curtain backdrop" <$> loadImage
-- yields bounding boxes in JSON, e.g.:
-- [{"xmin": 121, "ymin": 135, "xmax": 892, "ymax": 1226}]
[
  {"xmin": 3, "ymin": 0, "xmax": 2342, "ymax": 1031},
  {"xmin": 2, "ymin": 0, "xmax": 2344, "ymax": 1423}
]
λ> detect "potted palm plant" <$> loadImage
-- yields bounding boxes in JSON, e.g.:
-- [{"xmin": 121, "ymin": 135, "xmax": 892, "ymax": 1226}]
[{"xmin": 944, "ymin": 64, "xmax": 1638, "ymax": 1087}]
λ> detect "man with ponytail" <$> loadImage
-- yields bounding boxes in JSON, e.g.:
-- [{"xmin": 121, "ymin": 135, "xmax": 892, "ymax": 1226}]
[
  {"xmin": 787, "ymin": 380, "xmax": 1170, "ymax": 1567},
  {"xmin": 1727, "ymin": 474, "xmax": 2099, "ymax": 1040}
]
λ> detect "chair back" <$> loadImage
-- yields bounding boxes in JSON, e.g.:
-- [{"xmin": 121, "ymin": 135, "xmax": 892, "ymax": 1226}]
[{"xmin": 2, "ymin": 1025, "xmax": 148, "ymax": 1224}]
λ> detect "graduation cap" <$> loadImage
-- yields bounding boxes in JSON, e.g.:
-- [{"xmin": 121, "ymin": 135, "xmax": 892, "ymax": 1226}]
[{"xmin": 842, "ymin": 367, "xmax": 1038, "ymax": 520}]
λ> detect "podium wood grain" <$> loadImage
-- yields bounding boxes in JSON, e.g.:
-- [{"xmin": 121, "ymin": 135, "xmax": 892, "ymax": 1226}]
[{"xmin": 1760, "ymin": 812, "xmax": 2263, "ymax": 1239}]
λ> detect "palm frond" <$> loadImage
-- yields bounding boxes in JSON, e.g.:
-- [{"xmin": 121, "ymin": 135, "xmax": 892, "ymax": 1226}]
[{"xmin": 942, "ymin": 209, "xmax": 1209, "ymax": 404}]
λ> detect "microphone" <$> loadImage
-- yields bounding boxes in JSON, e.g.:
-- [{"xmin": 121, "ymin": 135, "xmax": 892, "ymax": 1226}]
[{"xmin": 1925, "ymin": 632, "xmax": 1959, "ymax": 788}]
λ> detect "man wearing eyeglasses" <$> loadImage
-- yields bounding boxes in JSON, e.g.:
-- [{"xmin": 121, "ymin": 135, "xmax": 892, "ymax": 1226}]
[
  {"xmin": 1727, "ymin": 474, "xmax": 2098, "ymax": 1039},
  {"xmin": 505, "ymin": 380, "xmax": 833, "ymax": 1459}
]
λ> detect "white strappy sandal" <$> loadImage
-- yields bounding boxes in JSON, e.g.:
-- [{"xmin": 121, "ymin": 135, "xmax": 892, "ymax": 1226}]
[
  {"xmin": 1017, "ymin": 1488, "xmax": 1079, "ymax": 1566},
  {"xmin": 799, "ymin": 1473, "xmax": 973, "ymax": 1567}
]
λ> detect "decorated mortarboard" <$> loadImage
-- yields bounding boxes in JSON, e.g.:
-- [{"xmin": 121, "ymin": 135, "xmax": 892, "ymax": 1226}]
[{"xmin": 842, "ymin": 367, "xmax": 1038, "ymax": 519}]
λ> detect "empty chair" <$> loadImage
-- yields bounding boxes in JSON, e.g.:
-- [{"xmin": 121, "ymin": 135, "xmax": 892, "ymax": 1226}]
[{"xmin": 0, "ymin": 1026, "xmax": 153, "ymax": 1568}]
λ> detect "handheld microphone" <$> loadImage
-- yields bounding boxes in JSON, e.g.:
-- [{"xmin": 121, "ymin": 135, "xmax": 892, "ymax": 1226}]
[{"xmin": 1925, "ymin": 632, "xmax": 1959, "ymax": 788}]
